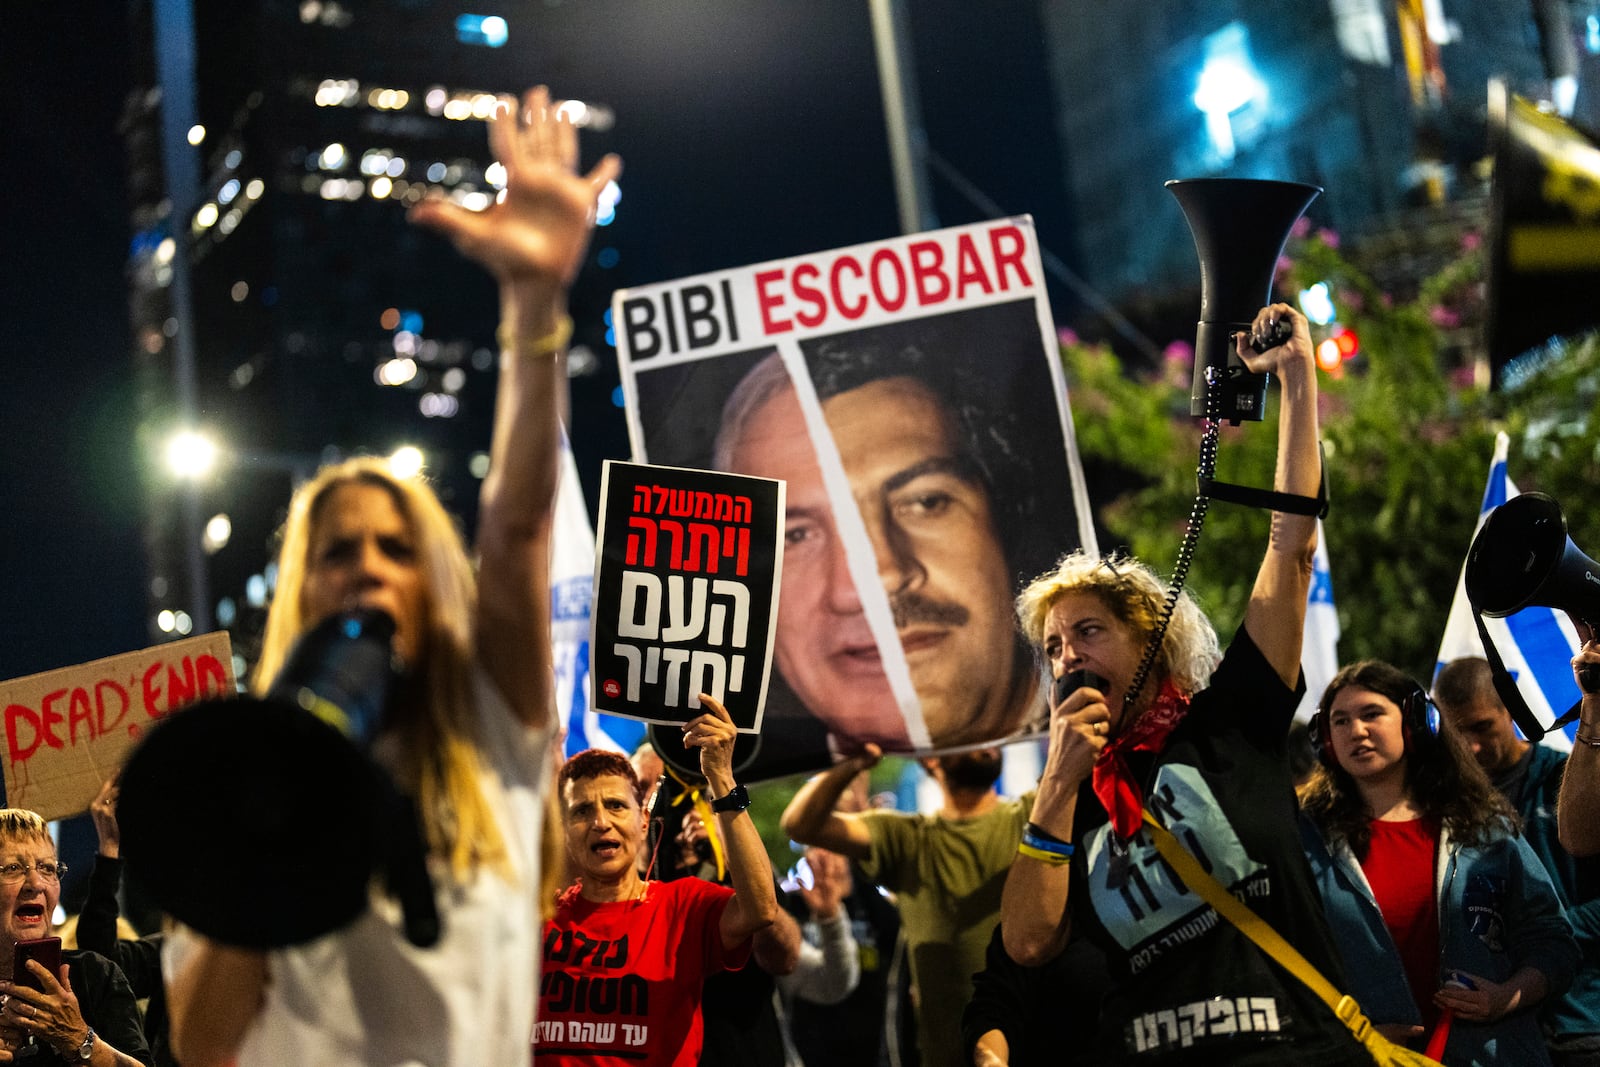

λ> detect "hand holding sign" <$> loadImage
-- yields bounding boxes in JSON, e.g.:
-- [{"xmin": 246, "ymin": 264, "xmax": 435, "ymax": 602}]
[{"xmin": 683, "ymin": 693, "xmax": 738, "ymax": 795}]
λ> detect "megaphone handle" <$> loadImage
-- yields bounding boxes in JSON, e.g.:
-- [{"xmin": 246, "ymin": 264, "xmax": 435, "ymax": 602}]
[
  {"xmin": 382, "ymin": 787, "xmax": 442, "ymax": 948},
  {"xmin": 1580, "ymin": 663, "xmax": 1600, "ymax": 695},
  {"xmin": 1246, "ymin": 316, "xmax": 1294, "ymax": 353}
]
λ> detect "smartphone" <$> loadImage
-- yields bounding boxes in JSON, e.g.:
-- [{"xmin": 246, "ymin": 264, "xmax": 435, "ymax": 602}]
[
  {"xmin": 779, "ymin": 856, "xmax": 815, "ymax": 895},
  {"xmin": 13, "ymin": 936, "xmax": 60, "ymax": 992},
  {"xmin": 1053, "ymin": 669, "xmax": 1109, "ymax": 706}
]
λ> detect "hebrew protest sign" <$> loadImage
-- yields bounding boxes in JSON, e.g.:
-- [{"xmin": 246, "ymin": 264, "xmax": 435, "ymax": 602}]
[
  {"xmin": 1, "ymin": 632, "xmax": 236, "ymax": 820},
  {"xmin": 592, "ymin": 461, "xmax": 783, "ymax": 734},
  {"xmin": 614, "ymin": 216, "xmax": 1096, "ymax": 779}
]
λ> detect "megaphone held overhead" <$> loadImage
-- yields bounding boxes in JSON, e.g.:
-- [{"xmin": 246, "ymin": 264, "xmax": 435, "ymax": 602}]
[
  {"xmin": 1167, "ymin": 178, "xmax": 1322, "ymax": 422},
  {"xmin": 119, "ymin": 609, "xmax": 441, "ymax": 949}
]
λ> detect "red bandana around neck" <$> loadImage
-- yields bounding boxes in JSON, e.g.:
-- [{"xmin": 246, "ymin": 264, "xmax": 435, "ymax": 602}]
[{"xmin": 1092, "ymin": 679, "xmax": 1191, "ymax": 839}]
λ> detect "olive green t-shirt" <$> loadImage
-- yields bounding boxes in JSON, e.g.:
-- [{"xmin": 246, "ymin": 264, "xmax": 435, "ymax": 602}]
[{"xmin": 859, "ymin": 792, "xmax": 1034, "ymax": 1067}]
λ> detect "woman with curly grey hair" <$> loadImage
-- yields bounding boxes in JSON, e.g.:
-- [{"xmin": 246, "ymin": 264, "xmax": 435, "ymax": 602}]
[{"xmin": 996, "ymin": 304, "xmax": 1373, "ymax": 1065}]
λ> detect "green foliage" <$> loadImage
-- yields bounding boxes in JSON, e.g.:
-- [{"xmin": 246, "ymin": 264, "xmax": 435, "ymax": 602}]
[{"xmin": 1063, "ymin": 230, "xmax": 1600, "ymax": 682}]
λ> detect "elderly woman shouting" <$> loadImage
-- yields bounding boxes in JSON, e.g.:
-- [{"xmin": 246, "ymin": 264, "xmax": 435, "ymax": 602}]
[{"xmin": 0, "ymin": 809, "xmax": 149, "ymax": 1066}]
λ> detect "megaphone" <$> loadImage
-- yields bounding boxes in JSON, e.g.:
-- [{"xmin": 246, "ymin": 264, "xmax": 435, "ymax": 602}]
[
  {"xmin": 1167, "ymin": 178, "xmax": 1322, "ymax": 422},
  {"xmin": 1464, "ymin": 492, "xmax": 1600, "ymax": 739},
  {"xmin": 1466, "ymin": 492, "xmax": 1600, "ymax": 624},
  {"xmin": 118, "ymin": 609, "xmax": 440, "ymax": 949},
  {"xmin": 1484, "ymin": 80, "xmax": 1600, "ymax": 382}
]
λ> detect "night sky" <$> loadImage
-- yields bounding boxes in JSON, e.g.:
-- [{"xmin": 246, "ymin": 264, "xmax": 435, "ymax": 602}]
[
  {"xmin": 4, "ymin": 7, "xmax": 148, "ymax": 682},
  {"xmin": 1, "ymin": 1, "xmax": 1077, "ymax": 687}
]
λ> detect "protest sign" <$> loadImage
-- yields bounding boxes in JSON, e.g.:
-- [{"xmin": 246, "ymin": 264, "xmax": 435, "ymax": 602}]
[
  {"xmin": 614, "ymin": 217, "xmax": 1096, "ymax": 779},
  {"xmin": 0, "ymin": 632, "xmax": 235, "ymax": 820},
  {"xmin": 591, "ymin": 461, "xmax": 783, "ymax": 734}
]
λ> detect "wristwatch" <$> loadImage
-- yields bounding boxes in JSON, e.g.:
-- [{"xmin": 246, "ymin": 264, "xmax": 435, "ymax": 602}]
[
  {"xmin": 709, "ymin": 784, "xmax": 750, "ymax": 814},
  {"xmin": 74, "ymin": 1026, "xmax": 95, "ymax": 1061}
]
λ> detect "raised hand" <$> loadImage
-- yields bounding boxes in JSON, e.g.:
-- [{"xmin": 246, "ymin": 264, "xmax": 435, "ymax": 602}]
[
  {"xmin": 90, "ymin": 777, "xmax": 120, "ymax": 859},
  {"xmin": 1234, "ymin": 302, "xmax": 1314, "ymax": 378},
  {"xmin": 408, "ymin": 85, "xmax": 622, "ymax": 290},
  {"xmin": 798, "ymin": 848, "xmax": 851, "ymax": 920},
  {"xmin": 683, "ymin": 693, "xmax": 739, "ymax": 794}
]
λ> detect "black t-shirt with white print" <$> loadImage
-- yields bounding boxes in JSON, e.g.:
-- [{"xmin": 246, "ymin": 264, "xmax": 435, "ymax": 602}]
[{"xmin": 1069, "ymin": 627, "xmax": 1369, "ymax": 1065}]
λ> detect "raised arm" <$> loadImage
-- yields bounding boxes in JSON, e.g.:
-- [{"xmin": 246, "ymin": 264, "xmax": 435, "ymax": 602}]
[
  {"xmin": 776, "ymin": 848, "xmax": 861, "ymax": 1005},
  {"xmin": 1560, "ymin": 620, "xmax": 1600, "ymax": 855},
  {"xmin": 408, "ymin": 86, "xmax": 621, "ymax": 728},
  {"xmin": 778, "ymin": 749, "xmax": 881, "ymax": 861},
  {"xmin": 683, "ymin": 694, "xmax": 780, "ymax": 949},
  {"xmin": 78, "ymin": 779, "xmax": 123, "ymax": 961},
  {"xmin": 1234, "ymin": 304, "xmax": 1321, "ymax": 688}
]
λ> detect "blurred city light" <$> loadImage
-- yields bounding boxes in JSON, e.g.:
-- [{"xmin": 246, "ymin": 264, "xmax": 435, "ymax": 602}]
[
  {"xmin": 166, "ymin": 430, "xmax": 219, "ymax": 479},
  {"xmin": 455, "ymin": 14, "xmax": 509, "ymax": 48},
  {"xmin": 1298, "ymin": 282, "xmax": 1336, "ymax": 325},
  {"xmin": 376, "ymin": 357, "xmax": 419, "ymax": 386},
  {"xmin": 203, "ymin": 513, "xmax": 233, "ymax": 553},
  {"xmin": 1193, "ymin": 57, "xmax": 1263, "ymax": 115},
  {"xmin": 388, "ymin": 445, "xmax": 425, "ymax": 479},
  {"xmin": 157, "ymin": 610, "xmax": 176, "ymax": 633},
  {"xmin": 1193, "ymin": 24, "xmax": 1264, "ymax": 162},
  {"xmin": 596, "ymin": 179, "xmax": 621, "ymax": 226},
  {"xmin": 187, "ymin": 124, "xmax": 206, "ymax": 145},
  {"xmin": 1316, "ymin": 328, "xmax": 1359, "ymax": 372}
]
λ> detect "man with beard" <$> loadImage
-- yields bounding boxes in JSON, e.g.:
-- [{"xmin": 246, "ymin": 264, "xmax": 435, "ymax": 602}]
[
  {"xmin": 782, "ymin": 745, "xmax": 1030, "ymax": 1067},
  {"xmin": 712, "ymin": 318, "xmax": 1047, "ymax": 756}
]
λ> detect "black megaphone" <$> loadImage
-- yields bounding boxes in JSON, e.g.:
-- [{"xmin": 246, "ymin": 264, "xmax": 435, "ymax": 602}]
[
  {"xmin": 1466, "ymin": 492, "xmax": 1600, "ymax": 625},
  {"xmin": 1464, "ymin": 492, "xmax": 1600, "ymax": 739},
  {"xmin": 118, "ymin": 609, "xmax": 441, "ymax": 949},
  {"xmin": 1166, "ymin": 178, "xmax": 1322, "ymax": 422}
]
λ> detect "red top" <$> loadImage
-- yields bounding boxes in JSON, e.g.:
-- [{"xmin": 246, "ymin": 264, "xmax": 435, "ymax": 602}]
[
  {"xmin": 536, "ymin": 878, "xmax": 749, "ymax": 1066},
  {"xmin": 1362, "ymin": 816, "xmax": 1442, "ymax": 1029}
]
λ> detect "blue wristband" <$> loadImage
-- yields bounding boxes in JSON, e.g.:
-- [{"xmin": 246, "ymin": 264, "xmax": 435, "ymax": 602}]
[{"xmin": 1020, "ymin": 828, "xmax": 1074, "ymax": 858}]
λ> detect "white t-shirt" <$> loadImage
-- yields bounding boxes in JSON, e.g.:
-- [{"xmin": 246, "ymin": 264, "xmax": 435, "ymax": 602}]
[{"xmin": 165, "ymin": 669, "xmax": 552, "ymax": 1067}]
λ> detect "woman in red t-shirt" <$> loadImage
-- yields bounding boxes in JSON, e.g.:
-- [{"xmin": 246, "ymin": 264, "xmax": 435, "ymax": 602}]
[{"xmin": 1299, "ymin": 660, "xmax": 1577, "ymax": 1067}]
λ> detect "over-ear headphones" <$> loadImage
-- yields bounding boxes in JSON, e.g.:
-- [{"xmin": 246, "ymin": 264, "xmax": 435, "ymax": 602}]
[{"xmin": 1310, "ymin": 680, "xmax": 1439, "ymax": 769}]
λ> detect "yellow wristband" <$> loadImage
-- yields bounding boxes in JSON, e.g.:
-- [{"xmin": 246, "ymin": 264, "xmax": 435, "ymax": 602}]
[
  {"xmin": 1017, "ymin": 841, "xmax": 1072, "ymax": 866},
  {"xmin": 496, "ymin": 315, "xmax": 574, "ymax": 358}
]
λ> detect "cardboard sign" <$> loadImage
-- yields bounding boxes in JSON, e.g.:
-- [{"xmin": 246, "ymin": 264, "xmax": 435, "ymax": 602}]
[
  {"xmin": 591, "ymin": 461, "xmax": 783, "ymax": 732},
  {"xmin": 614, "ymin": 217, "xmax": 1096, "ymax": 779},
  {"xmin": 0, "ymin": 633, "xmax": 235, "ymax": 820}
]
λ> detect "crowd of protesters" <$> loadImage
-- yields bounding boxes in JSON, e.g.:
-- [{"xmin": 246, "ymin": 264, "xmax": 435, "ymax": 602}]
[{"xmin": 12, "ymin": 79, "xmax": 1600, "ymax": 1067}]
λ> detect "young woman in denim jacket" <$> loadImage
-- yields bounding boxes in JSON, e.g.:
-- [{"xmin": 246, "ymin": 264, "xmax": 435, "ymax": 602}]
[{"xmin": 1299, "ymin": 660, "xmax": 1579, "ymax": 1067}]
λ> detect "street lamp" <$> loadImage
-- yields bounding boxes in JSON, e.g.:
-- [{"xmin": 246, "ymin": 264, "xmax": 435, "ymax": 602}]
[{"xmin": 165, "ymin": 429, "xmax": 219, "ymax": 479}]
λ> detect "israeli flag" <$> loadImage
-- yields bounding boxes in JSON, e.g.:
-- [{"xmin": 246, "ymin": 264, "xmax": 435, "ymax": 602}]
[
  {"xmin": 1295, "ymin": 520, "xmax": 1341, "ymax": 723},
  {"xmin": 1434, "ymin": 432, "xmax": 1581, "ymax": 749},
  {"xmin": 551, "ymin": 435, "xmax": 646, "ymax": 759}
]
